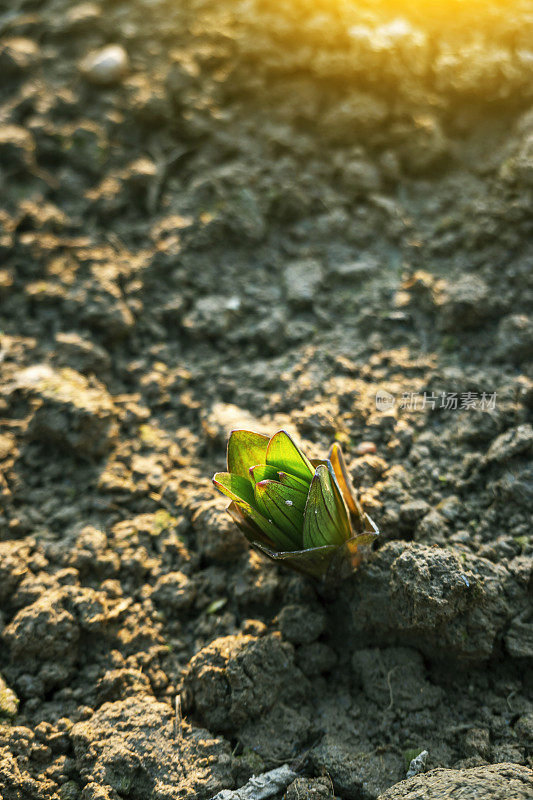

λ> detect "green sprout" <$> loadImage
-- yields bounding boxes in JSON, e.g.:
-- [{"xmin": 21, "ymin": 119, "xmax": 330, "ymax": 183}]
[{"xmin": 212, "ymin": 429, "xmax": 378, "ymax": 578}]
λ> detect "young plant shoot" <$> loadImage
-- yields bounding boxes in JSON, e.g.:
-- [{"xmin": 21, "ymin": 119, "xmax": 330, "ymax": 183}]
[{"xmin": 213, "ymin": 429, "xmax": 378, "ymax": 578}]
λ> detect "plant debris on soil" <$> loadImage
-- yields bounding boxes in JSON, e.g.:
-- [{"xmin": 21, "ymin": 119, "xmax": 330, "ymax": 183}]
[{"xmin": 0, "ymin": 1, "xmax": 532, "ymax": 799}]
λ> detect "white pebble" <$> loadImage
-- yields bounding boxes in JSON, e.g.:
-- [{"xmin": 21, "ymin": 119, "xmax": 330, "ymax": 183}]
[{"xmin": 81, "ymin": 45, "xmax": 129, "ymax": 86}]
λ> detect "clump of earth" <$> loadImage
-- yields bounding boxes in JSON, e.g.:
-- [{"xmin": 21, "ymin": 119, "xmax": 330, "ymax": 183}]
[{"xmin": 0, "ymin": 1, "xmax": 532, "ymax": 798}]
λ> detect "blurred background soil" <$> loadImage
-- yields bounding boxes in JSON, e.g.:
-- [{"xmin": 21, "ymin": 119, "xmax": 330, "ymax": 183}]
[{"xmin": 0, "ymin": 1, "xmax": 532, "ymax": 798}]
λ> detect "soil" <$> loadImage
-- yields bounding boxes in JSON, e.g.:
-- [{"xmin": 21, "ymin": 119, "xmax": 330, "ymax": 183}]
[{"xmin": 0, "ymin": 1, "xmax": 532, "ymax": 799}]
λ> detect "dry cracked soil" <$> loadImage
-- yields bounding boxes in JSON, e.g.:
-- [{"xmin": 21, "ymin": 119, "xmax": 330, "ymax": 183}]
[{"xmin": 0, "ymin": 1, "xmax": 532, "ymax": 799}]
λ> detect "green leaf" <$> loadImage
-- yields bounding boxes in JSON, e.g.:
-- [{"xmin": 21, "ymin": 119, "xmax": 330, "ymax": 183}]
[
  {"xmin": 277, "ymin": 471, "xmax": 311, "ymax": 494},
  {"xmin": 253, "ymin": 483, "xmax": 302, "ymax": 548},
  {"xmin": 227, "ymin": 501, "xmax": 276, "ymax": 548},
  {"xmin": 255, "ymin": 479, "xmax": 305, "ymax": 537},
  {"xmin": 302, "ymin": 465, "xmax": 350, "ymax": 548},
  {"xmin": 249, "ymin": 464, "xmax": 279, "ymax": 484},
  {"xmin": 326, "ymin": 460, "xmax": 352, "ymax": 538},
  {"xmin": 227, "ymin": 430, "xmax": 269, "ymax": 479},
  {"xmin": 269, "ymin": 479, "xmax": 308, "ymax": 513},
  {"xmin": 266, "ymin": 430, "xmax": 314, "ymax": 482},
  {"xmin": 213, "ymin": 472, "xmax": 255, "ymax": 505},
  {"xmin": 214, "ymin": 473, "xmax": 297, "ymax": 548},
  {"xmin": 230, "ymin": 495, "xmax": 296, "ymax": 550}
]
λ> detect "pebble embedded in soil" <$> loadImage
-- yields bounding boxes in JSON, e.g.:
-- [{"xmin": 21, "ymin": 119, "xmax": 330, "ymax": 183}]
[
  {"xmin": 283, "ymin": 259, "xmax": 324, "ymax": 307},
  {"xmin": 80, "ymin": 45, "xmax": 129, "ymax": 85}
]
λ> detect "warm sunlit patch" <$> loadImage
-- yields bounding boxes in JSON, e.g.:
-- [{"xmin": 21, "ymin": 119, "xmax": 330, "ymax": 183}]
[{"xmin": 252, "ymin": 0, "xmax": 523, "ymax": 33}]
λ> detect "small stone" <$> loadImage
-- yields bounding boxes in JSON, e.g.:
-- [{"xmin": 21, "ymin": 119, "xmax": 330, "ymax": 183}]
[
  {"xmin": 436, "ymin": 495, "xmax": 463, "ymax": 522},
  {"xmin": 277, "ymin": 604, "xmax": 326, "ymax": 645},
  {"xmin": 438, "ymin": 275, "xmax": 491, "ymax": 331},
  {"xmin": 183, "ymin": 633, "xmax": 305, "ymax": 733},
  {"xmin": 463, "ymin": 728, "xmax": 491, "ymax": 760},
  {"xmin": 355, "ymin": 441, "xmax": 377, "ymax": 455},
  {"xmin": 124, "ymin": 157, "xmax": 158, "ymax": 190},
  {"xmin": 321, "ymin": 93, "xmax": 388, "ymax": 143},
  {"xmin": 491, "ymin": 744, "xmax": 525, "ymax": 764},
  {"xmin": 515, "ymin": 713, "xmax": 533, "ymax": 744},
  {"xmin": 341, "ymin": 159, "xmax": 381, "ymax": 194},
  {"xmin": 0, "ymin": 125, "xmax": 36, "ymax": 172},
  {"xmin": 191, "ymin": 501, "xmax": 248, "ymax": 563},
  {"xmin": 406, "ymin": 750, "xmax": 429, "ymax": 778},
  {"xmin": 495, "ymin": 314, "xmax": 533, "ymax": 364},
  {"xmin": 399, "ymin": 499, "xmax": 431, "ymax": 525},
  {"xmin": 311, "ymin": 735, "xmax": 404, "ymax": 799},
  {"xmin": 0, "ymin": 432, "xmax": 16, "ymax": 460},
  {"xmin": 95, "ymin": 668, "xmax": 151, "ymax": 704},
  {"xmin": 294, "ymin": 401, "xmax": 338, "ymax": 437},
  {"xmin": 0, "ymin": 269, "xmax": 14, "ymax": 297},
  {"xmin": 151, "ymin": 571, "xmax": 196, "ymax": 612},
  {"xmin": 54, "ymin": 332, "xmax": 111, "ymax": 376},
  {"xmin": 344, "ymin": 541, "xmax": 523, "ymax": 663},
  {"xmin": 0, "ymin": 37, "xmax": 39, "ymax": 74},
  {"xmin": 283, "ymin": 259, "xmax": 323, "ymax": 307},
  {"xmin": 0, "ymin": 674, "xmax": 19, "ymax": 718},
  {"xmin": 505, "ymin": 613, "xmax": 533, "ymax": 658},
  {"xmin": 17, "ymin": 365, "xmax": 118, "ymax": 459},
  {"xmin": 329, "ymin": 257, "xmax": 379, "ymax": 282},
  {"xmin": 65, "ymin": 3, "xmax": 102, "ymax": 33},
  {"xmin": 285, "ymin": 777, "xmax": 334, "ymax": 800},
  {"xmin": 485, "ymin": 424, "xmax": 533, "ymax": 465},
  {"xmin": 351, "ymin": 455, "xmax": 388, "ymax": 484},
  {"xmin": 3, "ymin": 590, "xmax": 80, "ymax": 688},
  {"xmin": 80, "ymin": 45, "xmax": 128, "ymax": 86},
  {"xmin": 182, "ymin": 294, "xmax": 241, "ymax": 337},
  {"xmin": 399, "ymin": 115, "xmax": 449, "ymax": 176}
]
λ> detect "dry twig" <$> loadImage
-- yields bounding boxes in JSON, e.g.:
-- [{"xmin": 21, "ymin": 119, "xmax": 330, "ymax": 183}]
[{"xmin": 173, "ymin": 695, "xmax": 182, "ymax": 741}]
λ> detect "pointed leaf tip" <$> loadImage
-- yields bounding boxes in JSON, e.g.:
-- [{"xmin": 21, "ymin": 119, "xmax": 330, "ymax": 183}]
[
  {"xmin": 213, "ymin": 472, "xmax": 255, "ymax": 506},
  {"xmin": 329, "ymin": 441, "xmax": 365, "ymax": 527},
  {"xmin": 266, "ymin": 430, "xmax": 314, "ymax": 482},
  {"xmin": 302, "ymin": 464, "xmax": 350, "ymax": 549},
  {"xmin": 227, "ymin": 430, "xmax": 269, "ymax": 479}
]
